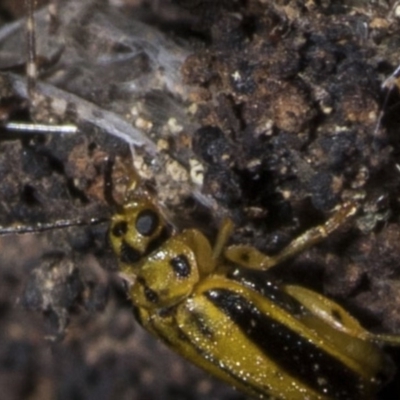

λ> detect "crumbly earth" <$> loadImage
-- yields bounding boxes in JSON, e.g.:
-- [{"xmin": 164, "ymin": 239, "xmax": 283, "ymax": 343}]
[{"xmin": 1, "ymin": 1, "xmax": 400, "ymax": 399}]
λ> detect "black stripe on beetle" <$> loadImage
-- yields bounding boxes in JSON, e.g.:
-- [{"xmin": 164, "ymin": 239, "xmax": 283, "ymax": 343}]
[
  {"xmin": 205, "ymin": 288, "xmax": 364, "ymax": 400},
  {"xmin": 187, "ymin": 310, "xmax": 215, "ymax": 339},
  {"xmin": 151, "ymin": 314, "xmax": 270, "ymax": 399},
  {"xmin": 228, "ymin": 268, "xmax": 305, "ymax": 315}
]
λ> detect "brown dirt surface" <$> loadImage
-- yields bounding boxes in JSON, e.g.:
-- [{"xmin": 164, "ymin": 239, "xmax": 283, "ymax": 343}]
[{"xmin": 1, "ymin": 0, "xmax": 400, "ymax": 399}]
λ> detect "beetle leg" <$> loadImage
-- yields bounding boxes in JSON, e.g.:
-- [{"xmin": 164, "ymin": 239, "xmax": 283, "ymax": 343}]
[
  {"xmin": 224, "ymin": 202, "xmax": 357, "ymax": 270},
  {"xmin": 285, "ymin": 284, "xmax": 400, "ymax": 347},
  {"xmin": 212, "ymin": 217, "xmax": 234, "ymax": 260},
  {"xmin": 224, "ymin": 244, "xmax": 275, "ymax": 270},
  {"xmin": 283, "ymin": 284, "xmax": 370, "ymax": 338}
]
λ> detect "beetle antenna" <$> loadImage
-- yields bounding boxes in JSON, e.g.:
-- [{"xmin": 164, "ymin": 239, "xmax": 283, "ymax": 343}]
[{"xmin": 0, "ymin": 217, "xmax": 108, "ymax": 236}]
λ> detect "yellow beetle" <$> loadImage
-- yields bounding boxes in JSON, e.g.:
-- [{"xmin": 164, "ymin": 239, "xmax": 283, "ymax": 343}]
[{"xmin": 109, "ymin": 189, "xmax": 398, "ymax": 400}]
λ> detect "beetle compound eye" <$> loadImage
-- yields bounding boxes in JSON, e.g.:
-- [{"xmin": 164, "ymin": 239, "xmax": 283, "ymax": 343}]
[
  {"xmin": 112, "ymin": 221, "xmax": 128, "ymax": 238},
  {"xmin": 170, "ymin": 254, "xmax": 191, "ymax": 278},
  {"xmin": 136, "ymin": 209, "xmax": 159, "ymax": 237}
]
